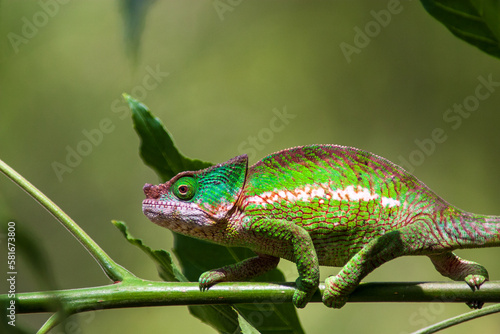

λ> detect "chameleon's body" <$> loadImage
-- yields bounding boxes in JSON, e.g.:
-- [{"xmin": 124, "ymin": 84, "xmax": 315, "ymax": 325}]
[{"xmin": 142, "ymin": 145, "xmax": 500, "ymax": 308}]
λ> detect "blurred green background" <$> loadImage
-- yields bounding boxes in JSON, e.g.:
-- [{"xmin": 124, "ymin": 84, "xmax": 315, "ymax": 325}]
[{"xmin": 1, "ymin": 1, "xmax": 500, "ymax": 333}]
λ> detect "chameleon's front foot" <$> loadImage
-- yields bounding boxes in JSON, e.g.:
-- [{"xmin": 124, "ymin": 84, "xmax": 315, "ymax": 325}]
[
  {"xmin": 293, "ymin": 278, "xmax": 318, "ymax": 308},
  {"xmin": 322, "ymin": 275, "xmax": 351, "ymax": 309},
  {"xmin": 199, "ymin": 269, "xmax": 227, "ymax": 291}
]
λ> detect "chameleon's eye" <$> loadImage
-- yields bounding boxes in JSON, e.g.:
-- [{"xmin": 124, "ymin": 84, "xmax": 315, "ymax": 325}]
[{"xmin": 172, "ymin": 177, "xmax": 197, "ymax": 200}]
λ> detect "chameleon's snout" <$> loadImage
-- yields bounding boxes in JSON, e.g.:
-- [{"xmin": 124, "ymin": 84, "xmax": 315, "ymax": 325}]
[{"xmin": 143, "ymin": 183, "xmax": 161, "ymax": 199}]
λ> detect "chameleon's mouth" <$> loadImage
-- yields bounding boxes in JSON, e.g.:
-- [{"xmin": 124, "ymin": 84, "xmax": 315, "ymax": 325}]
[
  {"xmin": 142, "ymin": 198, "xmax": 164, "ymax": 206},
  {"xmin": 142, "ymin": 199, "xmax": 198, "ymax": 222},
  {"xmin": 142, "ymin": 199, "xmax": 170, "ymax": 222}
]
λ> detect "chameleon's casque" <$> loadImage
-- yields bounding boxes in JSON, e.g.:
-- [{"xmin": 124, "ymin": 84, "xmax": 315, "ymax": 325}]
[{"xmin": 142, "ymin": 144, "xmax": 500, "ymax": 308}]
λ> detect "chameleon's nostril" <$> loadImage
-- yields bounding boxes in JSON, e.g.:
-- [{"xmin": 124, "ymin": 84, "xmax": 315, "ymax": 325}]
[{"xmin": 143, "ymin": 183, "xmax": 159, "ymax": 199}]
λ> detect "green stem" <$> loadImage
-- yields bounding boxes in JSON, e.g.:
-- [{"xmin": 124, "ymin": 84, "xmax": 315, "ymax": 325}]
[
  {"xmin": 2, "ymin": 281, "xmax": 500, "ymax": 314},
  {"xmin": 37, "ymin": 312, "xmax": 65, "ymax": 334},
  {"xmin": 412, "ymin": 303, "xmax": 500, "ymax": 334},
  {"xmin": 0, "ymin": 158, "xmax": 131, "ymax": 282}
]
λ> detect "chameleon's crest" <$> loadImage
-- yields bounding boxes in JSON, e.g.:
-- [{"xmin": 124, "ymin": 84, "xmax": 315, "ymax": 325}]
[{"xmin": 196, "ymin": 154, "xmax": 248, "ymax": 218}]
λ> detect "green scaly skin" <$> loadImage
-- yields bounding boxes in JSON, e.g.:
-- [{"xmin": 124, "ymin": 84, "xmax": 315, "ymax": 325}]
[{"xmin": 142, "ymin": 145, "xmax": 500, "ymax": 309}]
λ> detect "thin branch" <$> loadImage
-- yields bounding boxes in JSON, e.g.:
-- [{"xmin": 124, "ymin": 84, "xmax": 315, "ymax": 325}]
[
  {"xmin": 37, "ymin": 312, "xmax": 67, "ymax": 334},
  {"xmin": 412, "ymin": 303, "xmax": 500, "ymax": 334},
  {"xmin": 2, "ymin": 281, "xmax": 500, "ymax": 314},
  {"xmin": 0, "ymin": 158, "xmax": 132, "ymax": 282}
]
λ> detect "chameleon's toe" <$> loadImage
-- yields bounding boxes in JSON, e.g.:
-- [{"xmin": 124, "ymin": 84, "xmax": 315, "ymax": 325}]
[
  {"xmin": 292, "ymin": 290, "xmax": 309, "ymax": 308},
  {"xmin": 466, "ymin": 300, "xmax": 484, "ymax": 309},
  {"xmin": 199, "ymin": 270, "xmax": 225, "ymax": 291},
  {"xmin": 322, "ymin": 289, "xmax": 348, "ymax": 309},
  {"xmin": 292, "ymin": 277, "xmax": 317, "ymax": 308},
  {"xmin": 323, "ymin": 276, "xmax": 349, "ymax": 309},
  {"xmin": 464, "ymin": 274, "xmax": 487, "ymax": 291}
]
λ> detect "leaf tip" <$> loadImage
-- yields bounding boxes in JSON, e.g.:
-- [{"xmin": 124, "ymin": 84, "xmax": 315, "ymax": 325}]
[
  {"xmin": 122, "ymin": 93, "xmax": 149, "ymax": 117},
  {"xmin": 111, "ymin": 220, "xmax": 127, "ymax": 233}
]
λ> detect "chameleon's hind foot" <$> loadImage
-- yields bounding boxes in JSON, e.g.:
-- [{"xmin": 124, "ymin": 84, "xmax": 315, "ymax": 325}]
[
  {"xmin": 429, "ymin": 252, "xmax": 489, "ymax": 309},
  {"xmin": 464, "ymin": 274, "xmax": 487, "ymax": 309}
]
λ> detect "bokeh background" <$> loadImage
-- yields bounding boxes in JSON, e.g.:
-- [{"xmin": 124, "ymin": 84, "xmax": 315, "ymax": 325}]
[{"xmin": 1, "ymin": 1, "xmax": 500, "ymax": 333}]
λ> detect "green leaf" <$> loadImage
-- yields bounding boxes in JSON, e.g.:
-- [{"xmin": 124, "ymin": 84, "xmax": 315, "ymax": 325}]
[
  {"xmin": 126, "ymin": 94, "xmax": 305, "ymax": 334},
  {"xmin": 189, "ymin": 305, "xmax": 243, "ymax": 334},
  {"xmin": 112, "ymin": 220, "xmax": 186, "ymax": 282},
  {"xmin": 120, "ymin": 0, "xmax": 156, "ymax": 63},
  {"xmin": 421, "ymin": 0, "xmax": 500, "ymax": 59},
  {"xmin": 123, "ymin": 93, "xmax": 211, "ymax": 182},
  {"xmin": 236, "ymin": 309, "xmax": 262, "ymax": 334}
]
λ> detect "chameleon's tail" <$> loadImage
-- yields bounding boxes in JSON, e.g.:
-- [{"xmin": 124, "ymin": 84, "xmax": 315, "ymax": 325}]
[{"xmin": 450, "ymin": 212, "xmax": 500, "ymax": 248}]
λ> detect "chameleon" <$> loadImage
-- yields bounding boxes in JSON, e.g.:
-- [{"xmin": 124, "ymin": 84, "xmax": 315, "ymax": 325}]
[{"xmin": 142, "ymin": 144, "xmax": 500, "ymax": 309}]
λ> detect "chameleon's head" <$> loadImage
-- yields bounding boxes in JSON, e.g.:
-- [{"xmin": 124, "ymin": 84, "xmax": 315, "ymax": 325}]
[{"xmin": 142, "ymin": 155, "xmax": 248, "ymax": 235}]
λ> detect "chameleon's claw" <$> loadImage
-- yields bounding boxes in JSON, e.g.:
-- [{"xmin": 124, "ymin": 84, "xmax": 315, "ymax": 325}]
[
  {"xmin": 199, "ymin": 283, "xmax": 211, "ymax": 292},
  {"xmin": 198, "ymin": 280, "xmax": 211, "ymax": 292}
]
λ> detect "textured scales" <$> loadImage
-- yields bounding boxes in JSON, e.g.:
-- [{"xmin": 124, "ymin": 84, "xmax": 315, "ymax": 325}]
[{"xmin": 142, "ymin": 144, "xmax": 500, "ymax": 309}]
